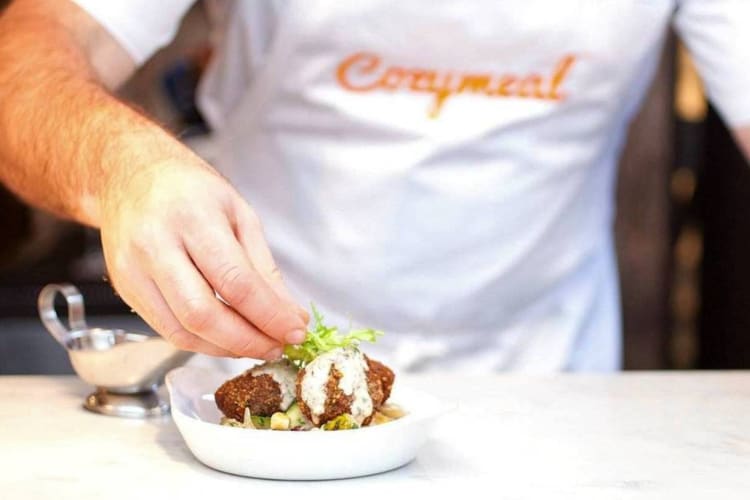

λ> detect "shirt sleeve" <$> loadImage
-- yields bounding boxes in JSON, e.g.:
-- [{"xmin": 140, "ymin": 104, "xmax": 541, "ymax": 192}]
[
  {"xmin": 673, "ymin": 0, "xmax": 750, "ymax": 127},
  {"xmin": 71, "ymin": 0, "xmax": 196, "ymax": 66}
]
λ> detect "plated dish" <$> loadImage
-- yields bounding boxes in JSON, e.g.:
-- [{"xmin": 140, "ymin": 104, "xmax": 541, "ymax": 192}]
[
  {"xmin": 214, "ymin": 306, "xmax": 402, "ymax": 432},
  {"xmin": 165, "ymin": 308, "xmax": 450, "ymax": 480},
  {"xmin": 166, "ymin": 367, "xmax": 447, "ymax": 480}
]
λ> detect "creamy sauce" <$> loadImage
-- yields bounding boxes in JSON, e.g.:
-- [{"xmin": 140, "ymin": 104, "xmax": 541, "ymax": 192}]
[
  {"xmin": 70, "ymin": 337, "xmax": 180, "ymax": 390},
  {"xmin": 251, "ymin": 359, "xmax": 298, "ymax": 411},
  {"xmin": 299, "ymin": 347, "xmax": 373, "ymax": 425}
]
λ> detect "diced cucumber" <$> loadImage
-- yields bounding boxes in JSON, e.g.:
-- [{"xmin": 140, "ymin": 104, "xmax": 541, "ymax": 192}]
[
  {"xmin": 321, "ymin": 414, "xmax": 359, "ymax": 431},
  {"xmin": 285, "ymin": 401, "xmax": 308, "ymax": 429},
  {"xmin": 270, "ymin": 412, "xmax": 291, "ymax": 430},
  {"xmin": 250, "ymin": 415, "xmax": 271, "ymax": 429}
]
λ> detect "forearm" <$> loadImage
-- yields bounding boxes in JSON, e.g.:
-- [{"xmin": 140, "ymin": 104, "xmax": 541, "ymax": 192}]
[{"xmin": 0, "ymin": 1, "xmax": 204, "ymax": 227}]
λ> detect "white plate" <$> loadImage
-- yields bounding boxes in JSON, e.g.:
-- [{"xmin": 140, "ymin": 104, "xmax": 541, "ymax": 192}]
[{"xmin": 165, "ymin": 366, "xmax": 452, "ymax": 480}]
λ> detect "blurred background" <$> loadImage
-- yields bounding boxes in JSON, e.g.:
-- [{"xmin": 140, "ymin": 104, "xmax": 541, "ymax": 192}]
[{"xmin": 1, "ymin": 2, "xmax": 749, "ymax": 374}]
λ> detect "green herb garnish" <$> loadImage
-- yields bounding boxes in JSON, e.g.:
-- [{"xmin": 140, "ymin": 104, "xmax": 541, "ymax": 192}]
[
  {"xmin": 321, "ymin": 414, "xmax": 359, "ymax": 431},
  {"xmin": 283, "ymin": 304, "xmax": 383, "ymax": 367}
]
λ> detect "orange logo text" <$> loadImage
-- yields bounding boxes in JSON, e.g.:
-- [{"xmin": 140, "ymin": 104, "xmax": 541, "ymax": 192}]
[{"xmin": 336, "ymin": 52, "xmax": 577, "ymax": 118}]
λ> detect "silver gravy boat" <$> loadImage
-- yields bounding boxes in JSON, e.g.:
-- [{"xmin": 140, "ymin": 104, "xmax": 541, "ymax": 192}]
[{"xmin": 38, "ymin": 283, "xmax": 193, "ymax": 418}]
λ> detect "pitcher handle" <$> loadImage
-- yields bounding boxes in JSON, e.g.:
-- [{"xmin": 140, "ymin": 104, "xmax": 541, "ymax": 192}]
[{"xmin": 38, "ymin": 283, "xmax": 88, "ymax": 345}]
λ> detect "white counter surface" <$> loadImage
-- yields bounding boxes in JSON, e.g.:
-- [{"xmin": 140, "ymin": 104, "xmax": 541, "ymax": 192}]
[{"xmin": 1, "ymin": 373, "xmax": 749, "ymax": 499}]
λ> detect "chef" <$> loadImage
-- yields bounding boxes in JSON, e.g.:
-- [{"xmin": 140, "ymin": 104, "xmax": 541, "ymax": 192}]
[{"xmin": 1, "ymin": 1, "xmax": 749, "ymax": 372}]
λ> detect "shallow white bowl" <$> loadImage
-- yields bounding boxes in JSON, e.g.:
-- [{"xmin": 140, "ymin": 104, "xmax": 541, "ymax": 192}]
[{"xmin": 165, "ymin": 366, "xmax": 451, "ymax": 480}]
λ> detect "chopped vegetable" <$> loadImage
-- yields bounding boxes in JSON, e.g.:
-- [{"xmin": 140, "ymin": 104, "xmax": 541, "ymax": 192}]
[
  {"xmin": 270, "ymin": 412, "xmax": 291, "ymax": 430},
  {"xmin": 321, "ymin": 414, "xmax": 359, "ymax": 431},
  {"xmin": 220, "ymin": 407, "xmax": 257, "ymax": 429},
  {"xmin": 369, "ymin": 411, "xmax": 393, "ymax": 426},
  {"xmin": 219, "ymin": 416, "xmax": 243, "ymax": 428},
  {"xmin": 376, "ymin": 403, "xmax": 406, "ymax": 419},
  {"xmin": 250, "ymin": 415, "xmax": 271, "ymax": 429},
  {"xmin": 285, "ymin": 401, "xmax": 308, "ymax": 430},
  {"xmin": 283, "ymin": 304, "xmax": 383, "ymax": 367}
]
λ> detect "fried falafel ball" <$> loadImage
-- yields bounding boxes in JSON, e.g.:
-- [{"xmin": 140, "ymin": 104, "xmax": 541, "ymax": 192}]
[
  {"xmin": 295, "ymin": 347, "xmax": 395, "ymax": 426},
  {"xmin": 366, "ymin": 356, "xmax": 395, "ymax": 405},
  {"xmin": 214, "ymin": 359, "xmax": 297, "ymax": 420}
]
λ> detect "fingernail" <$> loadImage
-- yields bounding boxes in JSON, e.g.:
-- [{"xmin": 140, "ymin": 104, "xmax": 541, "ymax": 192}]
[
  {"xmin": 263, "ymin": 347, "xmax": 283, "ymax": 360},
  {"xmin": 298, "ymin": 308, "xmax": 310, "ymax": 323},
  {"xmin": 286, "ymin": 329, "xmax": 307, "ymax": 345}
]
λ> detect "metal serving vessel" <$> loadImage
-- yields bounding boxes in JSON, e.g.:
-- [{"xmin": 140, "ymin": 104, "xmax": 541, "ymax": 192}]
[{"xmin": 38, "ymin": 283, "xmax": 193, "ymax": 418}]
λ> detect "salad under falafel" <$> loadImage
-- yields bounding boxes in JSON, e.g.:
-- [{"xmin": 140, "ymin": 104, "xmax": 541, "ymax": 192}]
[{"xmin": 214, "ymin": 306, "xmax": 402, "ymax": 431}]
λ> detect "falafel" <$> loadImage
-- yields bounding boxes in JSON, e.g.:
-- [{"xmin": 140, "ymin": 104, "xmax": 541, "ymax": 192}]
[
  {"xmin": 295, "ymin": 347, "xmax": 395, "ymax": 426},
  {"xmin": 214, "ymin": 359, "xmax": 297, "ymax": 420}
]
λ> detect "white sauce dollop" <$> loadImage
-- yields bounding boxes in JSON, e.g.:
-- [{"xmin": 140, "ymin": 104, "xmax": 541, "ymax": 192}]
[
  {"xmin": 299, "ymin": 347, "xmax": 372, "ymax": 425},
  {"xmin": 250, "ymin": 359, "xmax": 298, "ymax": 411}
]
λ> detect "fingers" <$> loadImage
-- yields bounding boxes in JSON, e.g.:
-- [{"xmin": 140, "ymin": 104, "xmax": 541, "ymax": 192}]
[
  {"xmin": 148, "ymin": 245, "xmax": 285, "ymax": 359},
  {"xmin": 232, "ymin": 202, "xmax": 311, "ymax": 326},
  {"xmin": 232, "ymin": 201, "xmax": 297, "ymax": 305},
  {"xmin": 182, "ymin": 218, "xmax": 308, "ymax": 345},
  {"xmin": 99, "ymin": 166, "xmax": 309, "ymax": 358},
  {"xmin": 118, "ymin": 273, "xmax": 237, "ymax": 357}
]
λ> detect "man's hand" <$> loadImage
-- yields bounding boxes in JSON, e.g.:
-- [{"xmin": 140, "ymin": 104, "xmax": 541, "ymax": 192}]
[
  {"xmin": 100, "ymin": 159, "xmax": 309, "ymax": 359},
  {"xmin": 0, "ymin": 0, "xmax": 308, "ymax": 359}
]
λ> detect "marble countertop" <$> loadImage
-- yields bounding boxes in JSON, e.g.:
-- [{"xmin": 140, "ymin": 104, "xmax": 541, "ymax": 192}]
[{"xmin": 1, "ymin": 373, "xmax": 749, "ymax": 499}]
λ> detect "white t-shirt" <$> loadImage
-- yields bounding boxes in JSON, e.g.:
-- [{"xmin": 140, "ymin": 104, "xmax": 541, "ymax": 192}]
[{"xmin": 74, "ymin": 0, "xmax": 750, "ymax": 372}]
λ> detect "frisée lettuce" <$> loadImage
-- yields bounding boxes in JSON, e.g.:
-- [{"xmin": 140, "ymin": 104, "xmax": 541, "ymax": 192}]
[{"xmin": 283, "ymin": 304, "xmax": 383, "ymax": 367}]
